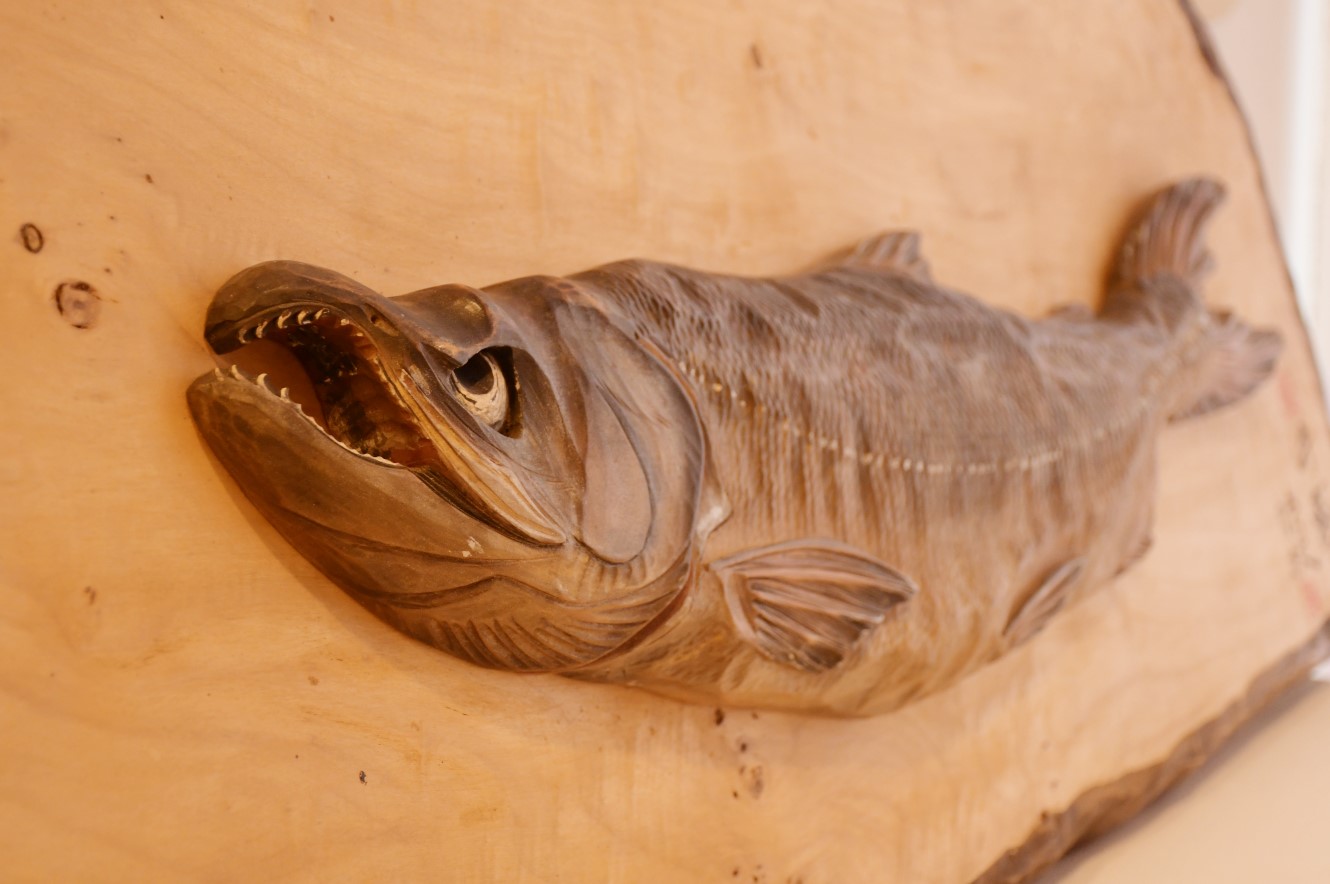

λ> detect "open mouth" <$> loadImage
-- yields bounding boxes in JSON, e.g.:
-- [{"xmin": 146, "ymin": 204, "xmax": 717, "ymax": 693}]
[
  {"xmin": 208, "ymin": 305, "xmax": 434, "ymax": 468},
  {"xmin": 194, "ymin": 261, "xmax": 563, "ymax": 547}
]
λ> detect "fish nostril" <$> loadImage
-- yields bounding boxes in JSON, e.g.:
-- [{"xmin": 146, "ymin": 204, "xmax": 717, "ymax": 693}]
[{"xmin": 366, "ymin": 310, "xmax": 398, "ymax": 334}]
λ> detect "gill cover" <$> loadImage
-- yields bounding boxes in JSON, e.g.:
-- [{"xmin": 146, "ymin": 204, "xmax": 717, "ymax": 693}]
[{"xmin": 374, "ymin": 283, "xmax": 715, "ymax": 671}]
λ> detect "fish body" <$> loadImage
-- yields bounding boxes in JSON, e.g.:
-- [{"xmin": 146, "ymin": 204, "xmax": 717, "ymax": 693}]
[{"xmin": 188, "ymin": 179, "xmax": 1280, "ymax": 716}]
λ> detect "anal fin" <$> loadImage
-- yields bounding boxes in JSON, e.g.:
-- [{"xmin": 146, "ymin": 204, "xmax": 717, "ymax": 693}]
[
  {"xmin": 710, "ymin": 540, "xmax": 918, "ymax": 674},
  {"xmin": 838, "ymin": 231, "xmax": 932, "ymax": 282},
  {"xmin": 1004, "ymin": 557, "xmax": 1085, "ymax": 648}
]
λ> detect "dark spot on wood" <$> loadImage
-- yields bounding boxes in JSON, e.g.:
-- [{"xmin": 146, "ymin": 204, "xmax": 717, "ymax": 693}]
[
  {"xmin": 103, "ymin": 267, "xmax": 112, "ymax": 274},
  {"xmin": 308, "ymin": 675, "xmax": 319, "ymax": 685},
  {"xmin": 144, "ymin": 173, "xmax": 154, "ymax": 184},
  {"xmin": 648, "ymin": 725, "xmax": 657, "ymax": 736},
  {"xmin": 738, "ymin": 741, "xmax": 748, "ymax": 753},
  {"xmin": 359, "ymin": 770, "xmax": 367, "ymax": 784},
  {"xmin": 1312, "ymin": 485, "xmax": 1330, "ymax": 547},
  {"xmin": 19, "ymin": 223, "xmax": 44, "ymax": 253},
  {"xmin": 751, "ymin": 712, "xmax": 758, "ymax": 719},
  {"xmin": 747, "ymin": 765, "xmax": 765, "ymax": 798},
  {"xmin": 714, "ymin": 708, "xmax": 725, "ymax": 726},
  {"xmin": 329, "ymin": 14, "xmax": 335, "ymax": 21},
  {"xmin": 295, "ymin": 754, "xmax": 299, "ymax": 759},
  {"xmin": 1297, "ymin": 423, "xmax": 1312, "ymax": 469},
  {"xmin": 749, "ymin": 43, "xmax": 764, "ymax": 69},
  {"xmin": 732, "ymin": 870, "xmax": 739, "ymax": 878},
  {"xmin": 54, "ymin": 280, "xmax": 102, "ymax": 329},
  {"xmin": 731, "ymin": 790, "xmax": 739, "ymax": 799},
  {"xmin": 84, "ymin": 586, "xmax": 96, "ymax": 605}
]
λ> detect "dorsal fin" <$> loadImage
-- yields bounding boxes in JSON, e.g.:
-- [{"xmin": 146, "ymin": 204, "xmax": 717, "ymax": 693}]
[
  {"xmin": 838, "ymin": 231, "xmax": 932, "ymax": 282},
  {"xmin": 710, "ymin": 539, "xmax": 917, "ymax": 673}
]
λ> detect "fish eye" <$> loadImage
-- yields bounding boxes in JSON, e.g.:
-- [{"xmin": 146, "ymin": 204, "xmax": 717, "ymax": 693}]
[{"xmin": 451, "ymin": 350, "xmax": 509, "ymax": 429}]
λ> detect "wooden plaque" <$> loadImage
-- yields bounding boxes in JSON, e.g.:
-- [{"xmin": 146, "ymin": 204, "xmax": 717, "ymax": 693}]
[{"xmin": 2, "ymin": 1, "xmax": 1327, "ymax": 880}]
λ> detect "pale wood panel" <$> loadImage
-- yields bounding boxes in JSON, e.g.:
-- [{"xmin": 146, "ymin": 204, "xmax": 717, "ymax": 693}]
[{"xmin": 1, "ymin": 1, "xmax": 1327, "ymax": 881}]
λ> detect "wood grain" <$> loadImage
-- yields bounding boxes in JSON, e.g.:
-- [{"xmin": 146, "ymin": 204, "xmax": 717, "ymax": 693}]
[
  {"xmin": 2, "ymin": 1, "xmax": 1327, "ymax": 881},
  {"xmin": 976, "ymin": 624, "xmax": 1330, "ymax": 883}
]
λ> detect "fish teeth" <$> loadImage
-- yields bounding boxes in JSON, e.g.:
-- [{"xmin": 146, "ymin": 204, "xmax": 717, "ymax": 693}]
[
  {"xmin": 298, "ymin": 309, "xmax": 311, "ymax": 324},
  {"xmin": 337, "ymin": 317, "xmax": 351, "ymax": 327},
  {"xmin": 256, "ymin": 372, "xmax": 270, "ymax": 391},
  {"xmin": 255, "ymin": 320, "xmax": 268, "ymax": 339},
  {"xmin": 279, "ymin": 387, "xmax": 290, "ymax": 400},
  {"xmin": 315, "ymin": 308, "xmax": 329, "ymax": 320},
  {"xmin": 229, "ymin": 364, "xmax": 244, "ymax": 380},
  {"xmin": 212, "ymin": 367, "xmax": 224, "ymax": 380},
  {"xmin": 237, "ymin": 326, "xmax": 250, "ymax": 344},
  {"xmin": 277, "ymin": 310, "xmax": 293, "ymax": 328}
]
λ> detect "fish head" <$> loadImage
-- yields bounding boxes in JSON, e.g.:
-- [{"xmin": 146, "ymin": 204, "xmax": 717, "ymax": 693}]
[{"xmin": 187, "ymin": 261, "xmax": 712, "ymax": 672}]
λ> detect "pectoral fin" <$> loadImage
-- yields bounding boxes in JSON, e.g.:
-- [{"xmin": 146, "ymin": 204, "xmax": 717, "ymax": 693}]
[
  {"xmin": 711, "ymin": 540, "xmax": 918, "ymax": 673},
  {"xmin": 839, "ymin": 231, "xmax": 932, "ymax": 282},
  {"xmin": 1004, "ymin": 557, "xmax": 1085, "ymax": 648}
]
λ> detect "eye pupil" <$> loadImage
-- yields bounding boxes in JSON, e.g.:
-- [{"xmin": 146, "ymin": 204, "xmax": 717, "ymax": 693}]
[
  {"xmin": 451, "ymin": 350, "xmax": 509, "ymax": 430},
  {"xmin": 455, "ymin": 353, "xmax": 496, "ymax": 394}
]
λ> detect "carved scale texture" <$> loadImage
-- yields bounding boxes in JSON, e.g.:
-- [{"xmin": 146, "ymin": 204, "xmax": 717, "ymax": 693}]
[{"xmin": 573, "ymin": 260, "xmax": 1175, "ymax": 707}]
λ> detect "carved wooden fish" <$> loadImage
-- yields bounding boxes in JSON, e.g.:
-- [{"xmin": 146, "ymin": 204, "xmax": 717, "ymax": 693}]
[{"xmin": 188, "ymin": 179, "xmax": 1280, "ymax": 716}]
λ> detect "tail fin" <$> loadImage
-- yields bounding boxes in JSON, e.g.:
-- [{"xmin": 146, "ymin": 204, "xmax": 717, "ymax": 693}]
[
  {"xmin": 1114, "ymin": 178, "xmax": 1223, "ymax": 290},
  {"xmin": 1171, "ymin": 311, "xmax": 1283, "ymax": 420},
  {"xmin": 1104, "ymin": 177, "xmax": 1282, "ymax": 420},
  {"xmin": 1103, "ymin": 178, "xmax": 1223, "ymax": 329}
]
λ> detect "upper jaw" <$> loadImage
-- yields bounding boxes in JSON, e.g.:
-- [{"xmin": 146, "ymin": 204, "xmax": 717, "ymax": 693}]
[{"xmin": 205, "ymin": 261, "xmax": 420, "ymax": 359}]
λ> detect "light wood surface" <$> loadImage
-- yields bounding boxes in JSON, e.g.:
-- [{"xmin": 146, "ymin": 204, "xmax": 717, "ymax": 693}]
[
  {"xmin": 2, "ymin": 1, "xmax": 1327, "ymax": 881},
  {"xmin": 1047, "ymin": 680, "xmax": 1330, "ymax": 883}
]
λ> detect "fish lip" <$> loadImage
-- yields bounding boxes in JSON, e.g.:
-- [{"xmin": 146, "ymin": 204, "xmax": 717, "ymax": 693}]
[{"xmin": 193, "ymin": 260, "xmax": 567, "ymax": 547}]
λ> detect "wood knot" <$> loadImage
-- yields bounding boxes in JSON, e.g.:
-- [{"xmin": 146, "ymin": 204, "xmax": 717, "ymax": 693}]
[
  {"xmin": 54, "ymin": 280, "xmax": 102, "ymax": 329},
  {"xmin": 19, "ymin": 223, "xmax": 44, "ymax": 253}
]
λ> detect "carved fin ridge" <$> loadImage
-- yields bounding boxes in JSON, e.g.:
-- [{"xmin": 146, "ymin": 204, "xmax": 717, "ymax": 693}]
[
  {"xmin": 712, "ymin": 539, "xmax": 917, "ymax": 674},
  {"xmin": 837, "ymin": 230, "xmax": 932, "ymax": 281},
  {"xmin": 1004, "ymin": 557, "xmax": 1085, "ymax": 648}
]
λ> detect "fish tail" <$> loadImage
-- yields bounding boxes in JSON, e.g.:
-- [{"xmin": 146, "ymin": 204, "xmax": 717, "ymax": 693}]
[
  {"xmin": 1112, "ymin": 178, "xmax": 1223, "ymax": 295},
  {"xmin": 1170, "ymin": 310, "xmax": 1283, "ymax": 420},
  {"xmin": 1103, "ymin": 178, "xmax": 1223, "ymax": 333},
  {"xmin": 1104, "ymin": 177, "xmax": 1282, "ymax": 419}
]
